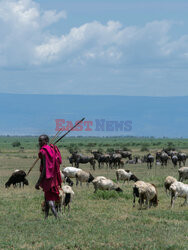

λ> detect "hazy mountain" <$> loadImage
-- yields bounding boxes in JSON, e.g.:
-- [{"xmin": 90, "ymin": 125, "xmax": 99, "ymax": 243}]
[{"xmin": 0, "ymin": 93, "xmax": 187, "ymax": 137}]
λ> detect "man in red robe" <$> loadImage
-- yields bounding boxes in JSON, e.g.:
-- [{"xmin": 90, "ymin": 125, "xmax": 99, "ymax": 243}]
[{"xmin": 35, "ymin": 135, "xmax": 62, "ymax": 219}]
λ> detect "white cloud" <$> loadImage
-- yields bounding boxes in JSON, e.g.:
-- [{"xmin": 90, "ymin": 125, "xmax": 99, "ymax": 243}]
[
  {"xmin": 0, "ymin": 0, "xmax": 188, "ymax": 70},
  {"xmin": 0, "ymin": 0, "xmax": 66, "ymax": 66},
  {"xmin": 33, "ymin": 20, "xmax": 176, "ymax": 66}
]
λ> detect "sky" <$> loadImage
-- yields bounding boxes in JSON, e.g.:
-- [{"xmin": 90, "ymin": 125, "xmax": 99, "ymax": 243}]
[{"xmin": 0, "ymin": 0, "xmax": 188, "ymax": 96}]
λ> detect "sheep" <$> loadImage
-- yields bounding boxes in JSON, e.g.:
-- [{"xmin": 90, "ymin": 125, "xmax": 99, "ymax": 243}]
[
  {"xmin": 56, "ymin": 185, "xmax": 75, "ymax": 213},
  {"xmin": 164, "ymin": 176, "xmax": 177, "ymax": 195},
  {"xmin": 116, "ymin": 169, "xmax": 139, "ymax": 184},
  {"xmin": 92, "ymin": 178, "xmax": 123, "ymax": 193},
  {"xmin": 62, "ymin": 167, "xmax": 82, "ymax": 179},
  {"xmin": 5, "ymin": 170, "xmax": 29, "ymax": 188},
  {"xmin": 178, "ymin": 167, "xmax": 188, "ymax": 182},
  {"xmin": 60, "ymin": 171, "xmax": 74, "ymax": 186},
  {"xmin": 41, "ymin": 186, "xmax": 75, "ymax": 214},
  {"xmin": 92, "ymin": 176, "xmax": 107, "ymax": 192},
  {"xmin": 133, "ymin": 181, "xmax": 158, "ymax": 209},
  {"xmin": 170, "ymin": 181, "xmax": 188, "ymax": 208},
  {"xmin": 75, "ymin": 170, "xmax": 94, "ymax": 186}
]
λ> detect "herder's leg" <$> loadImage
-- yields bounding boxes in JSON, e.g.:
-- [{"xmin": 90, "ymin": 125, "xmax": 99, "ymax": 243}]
[{"xmin": 48, "ymin": 201, "xmax": 58, "ymax": 218}]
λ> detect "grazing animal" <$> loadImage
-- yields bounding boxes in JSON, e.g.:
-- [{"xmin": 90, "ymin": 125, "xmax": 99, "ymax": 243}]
[
  {"xmin": 156, "ymin": 151, "xmax": 168, "ymax": 166},
  {"xmin": 170, "ymin": 181, "xmax": 188, "ymax": 208},
  {"xmin": 178, "ymin": 167, "xmax": 188, "ymax": 182},
  {"xmin": 116, "ymin": 169, "xmax": 139, "ymax": 184},
  {"xmin": 62, "ymin": 167, "xmax": 82, "ymax": 179},
  {"xmin": 5, "ymin": 170, "xmax": 29, "ymax": 188},
  {"xmin": 164, "ymin": 176, "xmax": 177, "ymax": 195},
  {"xmin": 116, "ymin": 150, "xmax": 132, "ymax": 160},
  {"xmin": 71, "ymin": 152, "xmax": 96, "ymax": 170},
  {"xmin": 109, "ymin": 153, "xmax": 122, "ymax": 168},
  {"xmin": 92, "ymin": 176, "xmax": 107, "ymax": 192},
  {"xmin": 171, "ymin": 155, "xmax": 178, "ymax": 167},
  {"xmin": 75, "ymin": 170, "xmax": 94, "ymax": 186},
  {"xmin": 133, "ymin": 181, "xmax": 158, "ymax": 209},
  {"xmin": 91, "ymin": 151, "xmax": 110, "ymax": 168},
  {"xmin": 146, "ymin": 153, "xmax": 154, "ymax": 169},
  {"xmin": 42, "ymin": 186, "xmax": 75, "ymax": 214},
  {"xmin": 92, "ymin": 178, "xmax": 123, "ymax": 193},
  {"xmin": 60, "ymin": 171, "xmax": 74, "ymax": 186},
  {"xmin": 68, "ymin": 155, "xmax": 76, "ymax": 166},
  {"xmin": 56, "ymin": 185, "xmax": 75, "ymax": 213},
  {"xmin": 177, "ymin": 153, "xmax": 186, "ymax": 167}
]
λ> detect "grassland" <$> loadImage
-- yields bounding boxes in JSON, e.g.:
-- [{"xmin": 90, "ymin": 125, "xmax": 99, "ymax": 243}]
[{"xmin": 0, "ymin": 136, "xmax": 188, "ymax": 249}]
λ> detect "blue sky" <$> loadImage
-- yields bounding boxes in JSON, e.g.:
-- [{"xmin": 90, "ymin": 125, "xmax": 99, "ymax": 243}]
[{"xmin": 0, "ymin": 0, "xmax": 188, "ymax": 96}]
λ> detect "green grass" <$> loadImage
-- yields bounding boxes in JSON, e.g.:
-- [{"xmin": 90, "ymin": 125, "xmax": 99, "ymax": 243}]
[{"xmin": 0, "ymin": 137, "xmax": 188, "ymax": 249}]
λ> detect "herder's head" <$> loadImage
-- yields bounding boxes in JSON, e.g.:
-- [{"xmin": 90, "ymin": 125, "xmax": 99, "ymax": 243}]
[{"xmin": 38, "ymin": 134, "xmax": 49, "ymax": 148}]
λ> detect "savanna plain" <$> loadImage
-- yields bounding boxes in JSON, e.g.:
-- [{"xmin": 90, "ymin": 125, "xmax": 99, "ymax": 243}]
[{"xmin": 0, "ymin": 137, "xmax": 188, "ymax": 249}]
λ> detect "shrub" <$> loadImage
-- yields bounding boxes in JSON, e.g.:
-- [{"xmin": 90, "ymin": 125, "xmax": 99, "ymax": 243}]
[
  {"xmin": 106, "ymin": 147, "xmax": 114, "ymax": 153},
  {"xmin": 87, "ymin": 142, "xmax": 97, "ymax": 147},
  {"xmin": 140, "ymin": 143, "xmax": 149, "ymax": 152},
  {"xmin": 12, "ymin": 141, "xmax": 21, "ymax": 147}
]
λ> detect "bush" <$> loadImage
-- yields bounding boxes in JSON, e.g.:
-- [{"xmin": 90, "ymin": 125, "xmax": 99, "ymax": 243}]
[
  {"xmin": 12, "ymin": 141, "xmax": 21, "ymax": 147},
  {"xmin": 68, "ymin": 147, "xmax": 78, "ymax": 154},
  {"xmin": 87, "ymin": 142, "xmax": 97, "ymax": 147},
  {"xmin": 97, "ymin": 148, "xmax": 104, "ymax": 153},
  {"xmin": 140, "ymin": 143, "xmax": 149, "ymax": 152},
  {"xmin": 122, "ymin": 146, "xmax": 131, "ymax": 151},
  {"xmin": 106, "ymin": 147, "xmax": 114, "ymax": 153}
]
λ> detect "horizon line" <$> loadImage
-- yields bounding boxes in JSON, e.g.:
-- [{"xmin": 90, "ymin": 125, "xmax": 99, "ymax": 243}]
[{"xmin": 0, "ymin": 92, "xmax": 188, "ymax": 98}]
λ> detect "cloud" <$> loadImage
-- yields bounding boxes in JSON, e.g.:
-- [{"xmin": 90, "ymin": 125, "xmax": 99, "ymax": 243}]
[
  {"xmin": 0, "ymin": 0, "xmax": 66, "ymax": 67},
  {"xmin": 0, "ymin": 0, "xmax": 188, "ymax": 71},
  {"xmin": 30, "ymin": 19, "xmax": 188, "ymax": 67}
]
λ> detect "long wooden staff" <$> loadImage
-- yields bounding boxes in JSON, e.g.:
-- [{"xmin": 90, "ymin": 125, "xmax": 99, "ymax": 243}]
[{"xmin": 26, "ymin": 117, "xmax": 85, "ymax": 176}]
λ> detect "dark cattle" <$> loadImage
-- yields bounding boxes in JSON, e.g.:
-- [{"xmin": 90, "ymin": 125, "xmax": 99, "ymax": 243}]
[
  {"xmin": 126, "ymin": 157, "xmax": 138, "ymax": 164},
  {"xmin": 156, "ymin": 151, "xmax": 169, "ymax": 166},
  {"xmin": 146, "ymin": 154, "xmax": 154, "ymax": 169},
  {"xmin": 109, "ymin": 153, "xmax": 122, "ymax": 168},
  {"xmin": 71, "ymin": 152, "xmax": 96, "ymax": 170},
  {"xmin": 91, "ymin": 151, "xmax": 110, "ymax": 168},
  {"xmin": 177, "ymin": 153, "xmax": 186, "ymax": 167},
  {"xmin": 5, "ymin": 170, "xmax": 29, "ymax": 188},
  {"xmin": 116, "ymin": 150, "xmax": 132, "ymax": 160},
  {"xmin": 171, "ymin": 155, "xmax": 178, "ymax": 168},
  {"xmin": 68, "ymin": 155, "xmax": 76, "ymax": 166}
]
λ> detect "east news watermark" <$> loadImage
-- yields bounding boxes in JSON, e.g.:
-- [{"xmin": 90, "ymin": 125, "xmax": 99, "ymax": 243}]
[{"xmin": 55, "ymin": 119, "xmax": 132, "ymax": 132}]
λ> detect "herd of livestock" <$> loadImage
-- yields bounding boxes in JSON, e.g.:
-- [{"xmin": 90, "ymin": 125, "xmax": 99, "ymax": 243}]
[
  {"xmin": 68, "ymin": 149, "xmax": 187, "ymax": 169},
  {"xmin": 4, "ymin": 148, "xmax": 188, "ymax": 213}
]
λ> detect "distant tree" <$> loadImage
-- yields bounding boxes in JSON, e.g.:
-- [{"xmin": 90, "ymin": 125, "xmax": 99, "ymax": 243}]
[
  {"xmin": 12, "ymin": 141, "xmax": 21, "ymax": 147},
  {"xmin": 140, "ymin": 143, "xmax": 149, "ymax": 152}
]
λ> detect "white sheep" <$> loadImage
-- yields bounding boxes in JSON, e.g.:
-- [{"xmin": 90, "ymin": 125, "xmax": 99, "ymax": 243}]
[
  {"xmin": 169, "ymin": 181, "xmax": 188, "ymax": 208},
  {"xmin": 164, "ymin": 176, "xmax": 177, "ymax": 195},
  {"xmin": 133, "ymin": 181, "xmax": 158, "ymax": 209},
  {"xmin": 92, "ymin": 178, "xmax": 123, "ymax": 193},
  {"xmin": 92, "ymin": 176, "xmax": 107, "ymax": 192},
  {"xmin": 62, "ymin": 167, "xmax": 82, "ymax": 178},
  {"xmin": 116, "ymin": 169, "xmax": 139, "ymax": 184},
  {"xmin": 75, "ymin": 170, "xmax": 94, "ymax": 186},
  {"xmin": 56, "ymin": 185, "xmax": 75, "ymax": 213},
  {"xmin": 178, "ymin": 167, "xmax": 188, "ymax": 182}
]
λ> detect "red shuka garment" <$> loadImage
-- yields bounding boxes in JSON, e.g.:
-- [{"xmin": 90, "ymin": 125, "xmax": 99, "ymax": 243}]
[{"xmin": 39, "ymin": 144, "xmax": 60, "ymax": 201}]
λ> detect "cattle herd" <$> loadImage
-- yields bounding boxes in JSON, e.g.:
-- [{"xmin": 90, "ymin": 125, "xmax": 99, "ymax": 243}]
[
  {"xmin": 4, "ymin": 148, "xmax": 188, "ymax": 213},
  {"xmin": 68, "ymin": 149, "xmax": 187, "ymax": 169}
]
